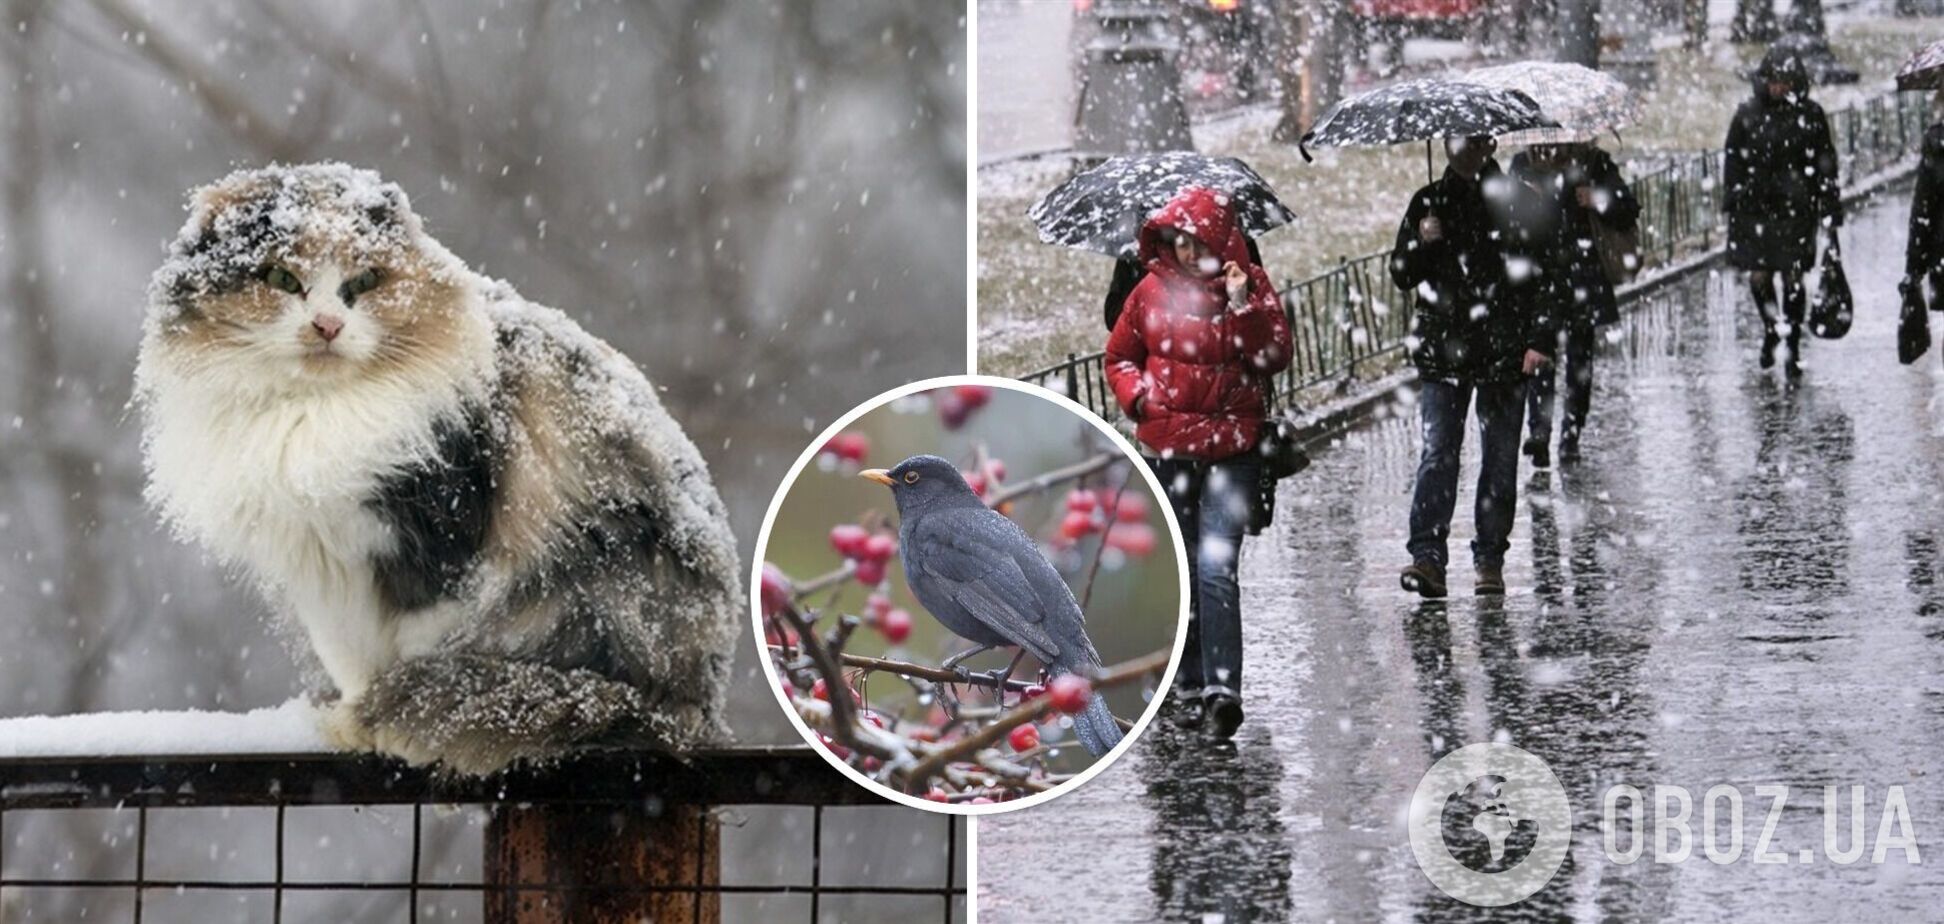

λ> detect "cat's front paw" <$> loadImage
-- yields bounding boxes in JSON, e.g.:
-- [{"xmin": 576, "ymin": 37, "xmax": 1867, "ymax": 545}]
[
  {"xmin": 369, "ymin": 722, "xmax": 445, "ymax": 768},
  {"xmin": 316, "ymin": 700, "xmax": 376, "ymax": 753}
]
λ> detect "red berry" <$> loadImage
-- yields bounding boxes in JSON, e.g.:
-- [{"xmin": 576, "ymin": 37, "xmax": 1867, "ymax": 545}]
[
  {"xmin": 1105, "ymin": 522, "xmax": 1157, "ymax": 556},
  {"xmin": 812, "ymin": 678, "xmax": 861, "ymax": 704},
  {"xmin": 968, "ymin": 796, "xmax": 996, "ymax": 805},
  {"xmin": 853, "ymin": 557, "xmax": 887, "ymax": 586},
  {"xmin": 1115, "ymin": 491, "xmax": 1150, "ymax": 520},
  {"xmin": 824, "ymin": 431, "xmax": 870, "ymax": 462},
  {"xmin": 829, "ymin": 523, "xmax": 869, "ymax": 558},
  {"xmin": 759, "ymin": 563, "xmax": 793, "ymax": 615},
  {"xmin": 862, "ymin": 533, "xmax": 897, "ymax": 563},
  {"xmin": 879, "ymin": 608, "xmax": 913, "ymax": 643},
  {"xmin": 935, "ymin": 391, "xmax": 969, "ymax": 430},
  {"xmin": 866, "ymin": 593, "xmax": 892, "ymax": 620},
  {"xmin": 955, "ymin": 384, "xmax": 994, "ymax": 409},
  {"xmin": 1007, "ymin": 723, "xmax": 1040, "ymax": 752},
  {"xmin": 1065, "ymin": 489, "xmax": 1097, "ymax": 514},
  {"xmin": 1047, "ymin": 675, "xmax": 1093, "ymax": 714},
  {"xmin": 986, "ymin": 458, "xmax": 1008, "ymax": 482},
  {"xmin": 924, "ymin": 789, "xmax": 951, "ymax": 802},
  {"xmin": 820, "ymin": 735, "xmax": 851, "ymax": 760},
  {"xmin": 1059, "ymin": 510, "xmax": 1097, "ymax": 540},
  {"xmin": 1021, "ymin": 684, "xmax": 1047, "ymax": 699},
  {"xmin": 965, "ymin": 471, "xmax": 988, "ymax": 497}
]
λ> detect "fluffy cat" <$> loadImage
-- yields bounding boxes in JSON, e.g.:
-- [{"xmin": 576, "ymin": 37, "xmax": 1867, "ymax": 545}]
[{"xmin": 135, "ymin": 163, "xmax": 740, "ymax": 775}]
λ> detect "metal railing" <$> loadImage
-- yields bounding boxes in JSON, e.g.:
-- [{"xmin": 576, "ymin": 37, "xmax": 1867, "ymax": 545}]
[
  {"xmin": 1022, "ymin": 88, "xmax": 1932, "ymax": 421},
  {"xmin": 0, "ymin": 748, "xmax": 964, "ymax": 923}
]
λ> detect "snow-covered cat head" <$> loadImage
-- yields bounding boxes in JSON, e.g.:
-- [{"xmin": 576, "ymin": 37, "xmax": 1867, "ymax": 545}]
[{"xmin": 141, "ymin": 163, "xmax": 479, "ymax": 396}]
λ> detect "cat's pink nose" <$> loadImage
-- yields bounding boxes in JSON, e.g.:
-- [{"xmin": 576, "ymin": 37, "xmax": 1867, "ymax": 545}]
[{"xmin": 311, "ymin": 314, "xmax": 344, "ymax": 342}]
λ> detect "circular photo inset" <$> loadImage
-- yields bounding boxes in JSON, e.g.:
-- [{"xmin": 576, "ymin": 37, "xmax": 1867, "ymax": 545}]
[{"xmin": 753, "ymin": 376, "xmax": 1187, "ymax": 814}]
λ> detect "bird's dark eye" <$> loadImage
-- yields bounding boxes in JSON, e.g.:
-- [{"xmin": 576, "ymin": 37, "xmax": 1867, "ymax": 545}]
[
  {"xmin": 338, "ymin": 268, "xmax": 383, "ymax": 305},
  {"xmin": 903, "ymin": 471, "xmax": 920, "ymax": 484},
  {"xmin": 261, "ymin": 266, "xmax": 305, "ymax": 295}
]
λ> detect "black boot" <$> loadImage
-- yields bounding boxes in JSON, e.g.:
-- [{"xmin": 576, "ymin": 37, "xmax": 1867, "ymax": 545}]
[
  {"xmin": 1760, "ymin": 330, "xmax": 1779, "ymax": 369},
  {"xmin": 1522, "ymin": 435, "xmax": 1551, "ymax": 469},
  {"xmin": 1400, "ymin": 559, "xmax": 1448, "ymax": 599},
  {"xmin": 1205, "ymin": 693, "xmax": 1244, "ymax": 739}
]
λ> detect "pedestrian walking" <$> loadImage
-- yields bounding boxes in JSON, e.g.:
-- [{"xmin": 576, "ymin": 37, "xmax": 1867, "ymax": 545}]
[
  {"xmin": 1723, "ymin": 48, "xmax": 1843, "ymax": 377},
  {"xmin": 1901, "ymin": 88, "xmax": 1944, "ymax": 363},
  {"xmin": 1105, "ymin": 186, "xmax": 1292, "ymax": 739},
  {"xmin": 1509, "ymin": 142, "xmax": 1640, "ymax": 467},
  {"xmin": 1391, "ymin": 135, "xmax": 1557, "ymax": 599}
]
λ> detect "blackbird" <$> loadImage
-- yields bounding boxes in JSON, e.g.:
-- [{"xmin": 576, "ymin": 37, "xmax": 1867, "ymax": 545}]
[{"xmin": 861, "ymin": 454, "xmax": 1124, "ymax": 756}]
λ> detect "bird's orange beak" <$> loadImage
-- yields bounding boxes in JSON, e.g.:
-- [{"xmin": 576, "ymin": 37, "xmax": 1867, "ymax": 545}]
[{"xmin": 859, "ymin": 469, "xmax": 895, "ymax": 486}]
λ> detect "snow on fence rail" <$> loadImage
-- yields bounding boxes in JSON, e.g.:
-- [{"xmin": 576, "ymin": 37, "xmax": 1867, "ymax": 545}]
[
  {"xmin": 0, "ymin": 710, "xmax": 962, "ymax": 924},
  {"xmin": 1020, "ymin": 88, "xmax": 1932, "ymax": 420}
]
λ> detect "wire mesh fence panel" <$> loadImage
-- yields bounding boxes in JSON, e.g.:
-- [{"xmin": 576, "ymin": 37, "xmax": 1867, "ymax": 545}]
[{"xmin": 0, "ymin": 751, "xmax": 965, "ymax": 924}]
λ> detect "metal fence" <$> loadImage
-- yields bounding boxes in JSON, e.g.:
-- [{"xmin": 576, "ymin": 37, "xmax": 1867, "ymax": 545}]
[
  {"xmin": 1022, "ymin": 88, "xmax": 1932, "ymax": 420},
  {"xmin": 0, "ymin": 749, "xmax": 965, "ymax": 923}
]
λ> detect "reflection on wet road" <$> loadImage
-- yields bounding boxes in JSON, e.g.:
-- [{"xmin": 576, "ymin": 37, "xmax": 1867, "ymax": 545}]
[{"xmin": 980, "ymin": 193, "xmax": 1944, "ymax": 921}]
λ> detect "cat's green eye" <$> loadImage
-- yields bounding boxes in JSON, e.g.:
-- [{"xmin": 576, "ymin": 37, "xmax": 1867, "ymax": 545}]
[
  {"xmin": 261, "ymin": 266, "xmax": 304, "ymax": 295},
  {"xmin": 345, "ymin": 268, "xmax": 382, "ymax": 297}
]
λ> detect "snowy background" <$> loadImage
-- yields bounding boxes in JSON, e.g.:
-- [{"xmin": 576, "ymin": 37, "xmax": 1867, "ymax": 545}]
[{"xmin": 0, "ymin": 0, "xmax": 965, "ymax": 745}]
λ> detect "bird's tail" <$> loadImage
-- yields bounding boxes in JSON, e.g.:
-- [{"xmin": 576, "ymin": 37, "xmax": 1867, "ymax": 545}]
[{"xmin": 1051, "ymin": 664, "xmax": 1124, "ymax": 757}]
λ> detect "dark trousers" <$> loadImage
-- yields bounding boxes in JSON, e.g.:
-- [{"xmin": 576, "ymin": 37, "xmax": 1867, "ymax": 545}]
[
  {"xmin": 1527, "ymin": 322, "xmax": 1595, "ymax": 447},
  {"xmin": 1408, "ymin": 379, "xmax": 1524, "ymax": 569},
  {"xmin": 1749, "ymin": 270, "xmax": 1807, "ymax": 352},
  {"xmin": 1149, "ymin": 454, "xmax": 1258, "ymax": 701}
]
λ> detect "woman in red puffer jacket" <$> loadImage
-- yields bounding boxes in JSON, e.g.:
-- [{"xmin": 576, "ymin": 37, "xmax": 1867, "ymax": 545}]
[{"xmin": 1105, "ymin": 185, "xmax": 1291, "ymax": 739}]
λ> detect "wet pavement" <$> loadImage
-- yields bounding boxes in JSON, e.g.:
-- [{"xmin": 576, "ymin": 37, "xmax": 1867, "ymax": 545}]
[{"xmin": 980, "ymin": 192, "xmax": 1944, "ymax": 921}]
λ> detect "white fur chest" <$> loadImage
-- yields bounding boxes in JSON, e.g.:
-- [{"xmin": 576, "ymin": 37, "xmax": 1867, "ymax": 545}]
[{"xmin": 142, "ymin": 373, "xmax": 474, "ymax": 697}]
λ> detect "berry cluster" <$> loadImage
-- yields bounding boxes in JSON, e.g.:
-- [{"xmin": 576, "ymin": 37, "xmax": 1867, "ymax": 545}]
[
  {"xmin": 829, "ymin": 522, "xmax": 898, "ymax": 589},
  {"xmin": 934, "ymin": 383, "xmax": 993, "ymax": 430}
]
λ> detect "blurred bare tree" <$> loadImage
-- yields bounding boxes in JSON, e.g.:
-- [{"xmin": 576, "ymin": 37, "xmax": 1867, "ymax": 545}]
[{"xmin": 0, "ymin": 0, "xmax": 965, "ymax": 740}]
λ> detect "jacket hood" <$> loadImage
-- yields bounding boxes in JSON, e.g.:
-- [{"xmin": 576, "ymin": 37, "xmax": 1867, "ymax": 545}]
[
  {"xmin": 1752, "ymin": 47, "xmax": 1810, "ymax": 99},
  {"xmin": 1138, "ymin": 186, "xmax": 1253, "ymax": 278}
]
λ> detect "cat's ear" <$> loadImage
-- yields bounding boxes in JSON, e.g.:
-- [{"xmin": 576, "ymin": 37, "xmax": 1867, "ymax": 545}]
[
  {"xmin": 175, "ymin": 174, "xmax": 269, "ymax": 259},
  {"xmin": 360, "ymin": 183, "xmax": 422, "ymax": 239}
]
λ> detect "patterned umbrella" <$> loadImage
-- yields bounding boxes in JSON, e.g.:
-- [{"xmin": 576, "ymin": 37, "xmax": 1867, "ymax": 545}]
[
  {"xmin": 1460, "ymin": 61, "xmax": 1639, "ymax": 147},
  {"xmin": 1896, "ymin": 38, "xmax": 1944, "ymax": 92},
  {"xmin": 1028, "ymin": 152, "xmax": 1297, "ymax": 257},
  {"xmin": 1298, "ymin": 78, "xmax": 1556, "ymax": 153}
]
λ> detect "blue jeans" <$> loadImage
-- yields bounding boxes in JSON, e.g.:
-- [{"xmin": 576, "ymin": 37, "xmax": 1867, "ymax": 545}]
[
  {"xmin": 1149, "ymin": 454, "xmax": 1258, "ymax": 701},
  {"xmin": 1408, "ymin": 379, "xmax": 1525, "ymax": 569}
]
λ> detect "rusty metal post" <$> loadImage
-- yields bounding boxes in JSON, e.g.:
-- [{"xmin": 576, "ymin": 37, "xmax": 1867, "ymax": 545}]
[{"xmin": 484, "ymin": 803, "xmax": 720, "ymax": 924}]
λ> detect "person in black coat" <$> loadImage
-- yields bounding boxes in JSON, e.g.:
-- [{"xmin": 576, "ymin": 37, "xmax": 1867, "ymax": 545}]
[
  {"xmin": 1723, "ymin": 47, "xmax": 1843, "ymax": 376},
  {"xmin": 1389, "ymin": 134, "xmax": 1557, "ymax": 599},
  {"xmin": 1508, "ymin": 142, "xmax": 1641, "ymax": 467},
  {"xmin": 1902, "ymin": 94, "xmax": 1944, "ymax": 361}
]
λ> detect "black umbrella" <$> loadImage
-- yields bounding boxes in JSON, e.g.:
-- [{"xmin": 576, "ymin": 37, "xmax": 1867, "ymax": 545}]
[
  {"xmin": 1298, "ymin": 78, "xmax": 1557, "ymax": 180},
  {"xmin": 1896, "ymin": 38, "xmax": 1944, "ymax": 91},
  {"xmin": 1028, "ymin": 152, "xmax": 1297, "ymax": 257}
]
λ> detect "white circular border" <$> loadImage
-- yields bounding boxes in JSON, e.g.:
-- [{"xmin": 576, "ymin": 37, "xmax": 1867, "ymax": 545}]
[{"xmin": 749, "ymin": 374, "xmax": 1193, "ymax": 816}]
